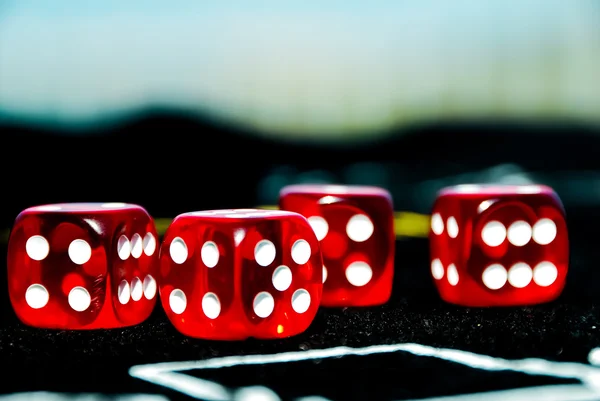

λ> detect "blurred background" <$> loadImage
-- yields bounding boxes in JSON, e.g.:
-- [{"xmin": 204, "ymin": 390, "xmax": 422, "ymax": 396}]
[{"xmin": 0, "ymin": 0, "xmax": 600, "ymax": 299}]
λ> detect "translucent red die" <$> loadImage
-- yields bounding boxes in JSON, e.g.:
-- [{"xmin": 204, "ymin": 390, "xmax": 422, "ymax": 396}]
[
  {"xmin": 429, "ymin": 184, "xmax": 569, "ymax": 307},
  {"xmin": 279, "ymin": 184, "xmax": 395, "ymax": 307},
  {"xmin": 7, "ymin": 203, "xmax": 160, "ymax": 329},
  {"xmin": 159, "ymin": 209, "xmax": 322, "ymax": 340}
]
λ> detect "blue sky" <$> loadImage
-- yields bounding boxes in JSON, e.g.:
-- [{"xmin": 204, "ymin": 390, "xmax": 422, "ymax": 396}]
[
  {"xmin": 0, "ymin": 0, "xmax": 598, "ymax": 139},
  {"xmin": 0, "ymin": 0, "xmax": 417, "ymax": 17}
]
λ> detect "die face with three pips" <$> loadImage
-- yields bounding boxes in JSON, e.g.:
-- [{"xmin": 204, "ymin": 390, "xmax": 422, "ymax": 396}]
[{"xmin": 429, "ymin": 184, "xmax": 569, "ymax": 307}]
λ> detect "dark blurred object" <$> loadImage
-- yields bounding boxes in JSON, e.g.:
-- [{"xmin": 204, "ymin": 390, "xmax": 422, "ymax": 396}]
[{"xmin": 3, "ymin": 116, "xmax": 600, "ymax": 223}]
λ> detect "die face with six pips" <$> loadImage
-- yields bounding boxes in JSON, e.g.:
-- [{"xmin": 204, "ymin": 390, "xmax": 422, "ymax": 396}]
[
  {"xmin": 7, "ymin": 203, "xmax": 159, "ymax": 329},
  {"xmin": 429, "ymin": 184, "xmax": 569, "ymax": 307}
]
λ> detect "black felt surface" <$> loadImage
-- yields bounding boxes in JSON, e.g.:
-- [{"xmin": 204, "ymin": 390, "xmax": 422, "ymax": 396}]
[
  {"xmin": 1, "ymin": 230, "xmax": 599, "ymax": 400},
  {"xmin": 2, "ymin": 119, "xmax": 600, "ymax": 400}
]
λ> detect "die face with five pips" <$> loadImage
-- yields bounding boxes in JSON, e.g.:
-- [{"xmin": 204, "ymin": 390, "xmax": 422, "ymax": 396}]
[
  {"xmin": 7, "ymin": 203, "xmax": 159, "ymax": 329},
  {"xmin": 159, "ymin": 209, "xmax": 323, "ymax": 340},
  {"xmin": 429, "ymin": 184, "xmax": 569, "ymax": 307}
]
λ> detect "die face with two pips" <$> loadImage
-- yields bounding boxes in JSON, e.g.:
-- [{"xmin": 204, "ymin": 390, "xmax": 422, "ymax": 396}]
[
  {"xmin": 279, "ymin": 184, "xmax": 395, "ymax": 307},
  {"xmin": 429, "ymin": 184, "xmax": 569, "ymax": 307},
  {"xmin": 159, "ymin": 209, "xmax": 323, "ymax": 340},
  {"xmin": 7, "ymin": 203, "xmax": 159, "ymax": 329}
]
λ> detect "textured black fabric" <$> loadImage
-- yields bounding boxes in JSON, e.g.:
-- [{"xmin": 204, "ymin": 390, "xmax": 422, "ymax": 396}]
[
  {"xmin": 1, "ymin": 118, "xmax": 600, "ymax": 400},
  {"xmin": 0, "ymin": 235, "xmax": 599, "ymax": 400}
]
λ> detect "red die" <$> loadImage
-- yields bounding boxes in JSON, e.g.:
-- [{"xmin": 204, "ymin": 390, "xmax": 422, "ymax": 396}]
[
  {"xmin": 279, "ymin": 184, "xmax": 395, "ymax": 307},
  {"xmin": 429, "ymin": 184, "xmax": 569, "ymax": 307},
  {"xmin": 159, "ymin": 209, "xmax": 322, "ymax": 340},
  {"xmin": 7, "ymin": 203, "xmax": 159, "ymax": 329}
]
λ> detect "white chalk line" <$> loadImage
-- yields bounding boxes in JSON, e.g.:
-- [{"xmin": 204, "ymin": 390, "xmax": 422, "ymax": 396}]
[{"xmin": 129, "ymin": 343, "xmax": 600, "ymax": 401}]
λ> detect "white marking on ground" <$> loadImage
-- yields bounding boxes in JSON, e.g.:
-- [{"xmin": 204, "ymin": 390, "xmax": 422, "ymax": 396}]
[{"xmin": 129, "ymin": 343, "xmax": 600, "ymax": 401}]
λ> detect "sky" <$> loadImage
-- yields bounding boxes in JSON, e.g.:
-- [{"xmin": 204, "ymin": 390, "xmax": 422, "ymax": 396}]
[{"xmin": 0, "ymin": 0, "xmax": 599, "ymax": 139}]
